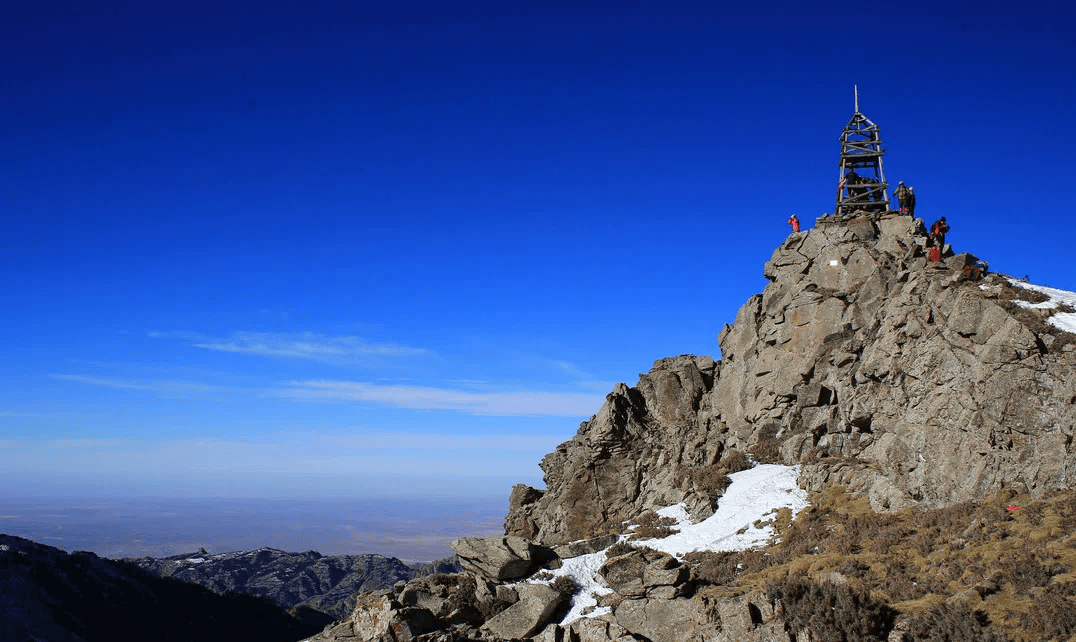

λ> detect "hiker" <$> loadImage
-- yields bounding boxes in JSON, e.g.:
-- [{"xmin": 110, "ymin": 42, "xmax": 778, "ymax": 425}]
[
  {"xmin": 907, "ymin": 186, "xmax": 916, "ymax": 217},
  {"xmin": 894, "ymin": 181, "xmax": 910, "ymax": 214},
  {"xmin": 928, "ymin": 243, "xmax": 942, "ymax": 263},
  {"xmin": 930, "ymin": 216, "xmax": 949, "ymax": 248},
  {"xmin": 788, "ymin": 214, "xmax": 800, "ymax": 232},
  {"xmin": 962, "ymin": 260, "xmax": 989, "ymax": 281}
]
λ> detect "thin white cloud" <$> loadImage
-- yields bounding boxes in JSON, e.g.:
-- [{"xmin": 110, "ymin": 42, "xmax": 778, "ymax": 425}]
[
  {"xmin": 541, "ymin": 357, "xmax": 592, "ymax": 380},
  {"xmin": 319, "ymin": 432, "xmax": 560, "ymax": 451},
  {"xmin": 51, "ymin": 374, "xmax": 220, "ymax": 398},
  {"xmin": 281, "ymin": 380, "xmax": 603, "ymax": 417},
  {"xmin": 151, "ymin": 331, "xmax": 428, "ymax": 364}
]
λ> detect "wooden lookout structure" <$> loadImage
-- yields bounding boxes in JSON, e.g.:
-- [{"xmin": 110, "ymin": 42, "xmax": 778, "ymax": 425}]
[{"xmin": 834, "ymin": 88, "xmax": 891, "ymax": 217}]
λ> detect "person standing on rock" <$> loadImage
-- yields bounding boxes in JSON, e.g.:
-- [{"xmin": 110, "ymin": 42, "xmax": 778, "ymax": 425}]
[
  {"xmin": 894, "ymin": 181, "xmax": 910, "ymax": 214},
  {"xmin": 788, "ymin": 214, "xmax": 800, "ymax": 232},
  {"xmin": 907, "ymin": 186, "xmax": 917, "ymax": 217},
  {"xmin": 930, "ymin": 216, "xmax": 949, "ymax": 249}
]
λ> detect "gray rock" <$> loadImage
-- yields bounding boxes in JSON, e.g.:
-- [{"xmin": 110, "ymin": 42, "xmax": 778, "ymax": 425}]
[
  {"xmin": 612, "ymin": 597, "xmax": 715, "ymax": 642},
  {"xmin": 479, "ymin": 583, "xmax": 563, "ymax": 639},
  {"xmin": 450, "ymin": 536, "xmax": 538, "ymax": 582},
  {"xmin": 552, "ymin": 534, "xmax": 618, "ymax": 559},
  {"xmin": 569, "ymin": 618, "xmax": 639, "ymax": 642}
]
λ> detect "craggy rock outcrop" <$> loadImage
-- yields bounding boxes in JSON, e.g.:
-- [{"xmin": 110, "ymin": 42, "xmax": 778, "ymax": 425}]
[
  {"xmin": 451, "ymin": 535, "xmax": 547, "ymax": 582},
  {"xmin": 481, "ymin": 583, "xmax": 565, "ymax": 639},
  {"xmin": 508, "ymin": 213, "xmax": 1076, "ymax": 545}
]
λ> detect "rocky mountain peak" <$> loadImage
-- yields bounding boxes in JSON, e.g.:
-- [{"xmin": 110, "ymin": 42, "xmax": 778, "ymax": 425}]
[{"xmin": 506, "ymin": 212, "xmax": 1076, "ymax": 546}]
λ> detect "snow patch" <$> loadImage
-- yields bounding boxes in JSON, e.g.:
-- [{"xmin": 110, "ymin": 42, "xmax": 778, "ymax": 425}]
[
  {"xmin": 635, "ymin": 465, "xmax": 808, "ymax": 556},
  {"xmin": 536, "ymin": 464, "xmax": 808, "ymax": 625},
  {"xmin": 1009, "ymin": 278, "xmax": 1076, "ymax": 334}
]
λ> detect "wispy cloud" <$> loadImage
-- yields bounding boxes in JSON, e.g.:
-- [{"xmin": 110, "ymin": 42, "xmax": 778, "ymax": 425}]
[
  {"xmin": 281, "ymin": 380, "xmax": 603, "ymax": 417},
  {"xmin": 51, "ymin": 374, "xmax": 221, "ymax": 398},
  {"xmin": 319, "ymin": 432, "xmax": 559, "ymax": 451},
  {"xmin": 150, "ymin": 331, "xmax": 429, "ymax": 364},
  {"xmin": 540, "ymin": 357, "xmax": 592, "ymax": 380}
]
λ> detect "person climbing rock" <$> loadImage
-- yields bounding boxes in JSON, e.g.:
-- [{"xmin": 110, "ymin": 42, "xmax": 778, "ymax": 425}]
[
  {"xmin": 788, "ymin": 214, "xmax": 800, "ymax": 232},
  {"xmin": 928, "ymin": 243, "xmax": 942, "ymax": 264},
  {"xmin": 907, "ymin": 186, "xmax": 916, "ymax": 217},
  {"xmin": 894, "ymin": 181, "xmax": 910, "ymax": 214},
  {"xmin": 962, "ymin": 260, "xmax": 989, "ymax": 281},
  {"xmin": 930, "ymin": 216, "xmax": 949, "ymax": 249}
]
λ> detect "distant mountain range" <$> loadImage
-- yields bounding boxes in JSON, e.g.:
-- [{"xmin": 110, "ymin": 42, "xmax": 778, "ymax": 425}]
[
  {"xmin": 127, "ymin": 547, "xmax": 461, "ymax": 618},
  {"xmin": 0, "ymin": 534, "xmax": 328, "ymax": 642}
]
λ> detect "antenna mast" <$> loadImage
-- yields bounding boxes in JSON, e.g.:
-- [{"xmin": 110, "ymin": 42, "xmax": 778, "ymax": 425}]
[{"xmin": 854, "ymin": 85, "xmax": 859, "ymax": 113}]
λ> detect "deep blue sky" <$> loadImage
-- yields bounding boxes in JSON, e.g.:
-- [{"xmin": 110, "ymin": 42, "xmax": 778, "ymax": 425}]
[{"xmin": 3, "ymin": 0, "xmax": 1074, "ymax": 502}]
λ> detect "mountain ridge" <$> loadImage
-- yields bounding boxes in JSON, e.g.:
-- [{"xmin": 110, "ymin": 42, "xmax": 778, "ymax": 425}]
[{"xmin": 305, "ymin": 211, "xmax": 1076, "ymax": 642}]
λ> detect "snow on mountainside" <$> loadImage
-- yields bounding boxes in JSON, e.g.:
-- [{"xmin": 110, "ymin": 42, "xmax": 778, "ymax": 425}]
[
  {"xmin": 538, "ymin": 464, "xmax": 808, "ymax": 624},
  {"xmin": 1007, "ymin": 277, "xmax": 1076, "ymax": 333}
]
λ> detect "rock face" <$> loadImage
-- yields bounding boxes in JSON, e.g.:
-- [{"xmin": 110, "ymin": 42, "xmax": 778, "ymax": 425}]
[
  {"xmin": 451, "ymin": 535, "xmax": 546, "ymax": 582},
  {"xmin": 507, "ymin": 213, "xmax": 1076, "ymax": 545},
  {"xmin": 308, "ymin": 212, "xmax": 1076, "ymax": 642}
]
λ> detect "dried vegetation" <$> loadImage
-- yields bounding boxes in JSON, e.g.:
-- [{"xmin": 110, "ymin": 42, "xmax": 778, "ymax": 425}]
[{"xmin": 683, "ymin": 485, "xmax": 1076, "ymax": 641}]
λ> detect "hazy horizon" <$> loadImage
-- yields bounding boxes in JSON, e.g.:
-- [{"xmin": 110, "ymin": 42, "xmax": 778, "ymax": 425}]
[{"xmin": 0, "ymin": 493, "xmax": 506, "ymax": 561}]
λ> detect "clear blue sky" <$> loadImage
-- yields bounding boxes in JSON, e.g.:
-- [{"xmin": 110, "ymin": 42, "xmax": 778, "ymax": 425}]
[{"xmin": 3, "ymin": 0, "xmax": 1074, "ymax": 501}]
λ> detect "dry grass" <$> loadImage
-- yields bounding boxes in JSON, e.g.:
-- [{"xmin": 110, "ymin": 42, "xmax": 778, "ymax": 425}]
[
  {"xmin": 687, "ymin": 486, "xmax": 1076, "ymax": 642},
  {"xmin": 627, "ymin": 510, "xmax": 679, "ymax": 540}
]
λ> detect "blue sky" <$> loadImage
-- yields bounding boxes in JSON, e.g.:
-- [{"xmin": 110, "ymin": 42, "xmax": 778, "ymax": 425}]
[{"xmin": 3, "ymin": 0, "xmax": 1074, "ymax": 502}]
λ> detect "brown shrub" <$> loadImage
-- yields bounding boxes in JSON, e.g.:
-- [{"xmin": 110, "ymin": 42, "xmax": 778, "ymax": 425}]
[
  {"xmin": 721, "ymin": 449, "xmax": 751, "ymax": 473},
  {"xmin": 998, "ymin": 282, "xmax": 1049, "ymax": 304},
  {"xmin": 683, "ymin": 549, "xmax": 768, "ymax": 587},
  {"xmin": 874, "ymin": 561, "xmax": 928, "ymax": 602},
  {"xmin": 604, "ymin": 539, "xmax": 634, "ymax": 558},
  {"xmin": 766, "ymin": 576, "xmax": 895, "ymax": 641},
  {"xmin": 550, "ymin": 575, "xmax": 579, "ymax": 596},
  {"xmin": 694, "ymin": 465, "xmax": 732, "ymax": 497},
  {"xmin": 995, "ymin": 550, "xmax": 1066, "ymax": 593},
  {"xmin": 626, "ymin": 508, "xmax": 678, "ymax": 539},
  {"xmin": 632, "ymin": 524, "xmax": 677, "ymax": 539},
  {"xmin": 1020, "ymin": 582, "xmax": 1076, "ymax": 640},
  {"xmin": 750, "ymin": 438, "xmax": 783, "ymax": 464},
  {"xmin": 902, "ymin": 602, "xmax": 1011, "ymax": 642}
]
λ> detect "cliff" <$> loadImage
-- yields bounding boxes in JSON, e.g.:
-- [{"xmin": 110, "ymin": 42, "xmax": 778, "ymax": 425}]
[
  {"xmin": 505, "ymin": 213, "xmax": 1076, "ymax": 546},
  {"xmin": 304, "ymin": 215, "xmax": 1076, "ymax": 642}
]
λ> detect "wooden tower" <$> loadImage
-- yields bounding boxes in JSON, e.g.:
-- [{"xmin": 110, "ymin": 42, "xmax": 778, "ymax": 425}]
[{"xmin": 834, "ymin": 87, "xmax": 891, "ymax": 217}]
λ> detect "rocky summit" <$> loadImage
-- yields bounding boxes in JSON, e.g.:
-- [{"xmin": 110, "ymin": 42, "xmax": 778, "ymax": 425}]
[
  {"xmin": 304, "ymin": 212, "xmax": 1076, "ymax": 642},
  {"xmin": 506, "ymin": 213, "xmax": 1076, "ymax": 545}
]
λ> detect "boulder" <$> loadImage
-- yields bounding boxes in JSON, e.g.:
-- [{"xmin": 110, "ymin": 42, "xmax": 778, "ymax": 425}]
[
  {"xmin": 450, "ymin": 536, "xmax": 539, "ymax": 582},
  {"xmin": 479, "ymin": 583, "xmax": 563, "ymax": 640},
  {"xmin": 612, "ymin": 596, "xmax": 715, "ymax": 642},
  {"xmin": 552, "ymin": 534, "xmax": 618, "ymax": 559}
]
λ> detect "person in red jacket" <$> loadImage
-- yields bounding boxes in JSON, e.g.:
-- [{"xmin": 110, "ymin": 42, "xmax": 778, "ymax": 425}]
[
  {"xmin": 928, "ymin": 243, "xmax": 942, "ymax": 263},
  {"xmin": 788, "ymin": 214, "xmax": 800, "ymax": 232},
  {"xmin": 930, "ymin": 217, "xmax": 949, "ymax": 248}
]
